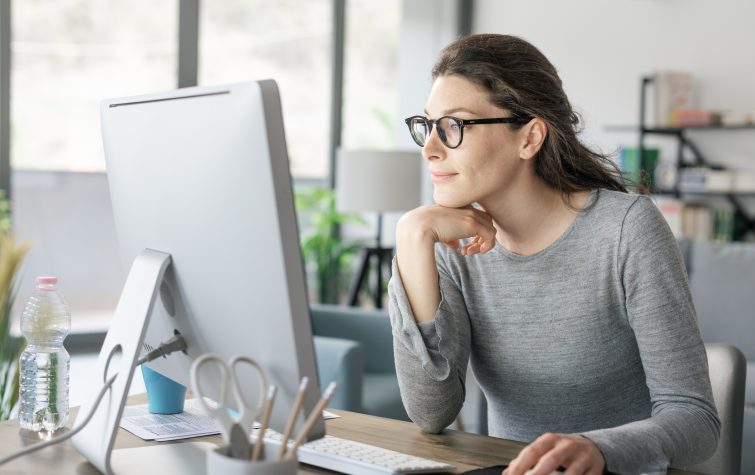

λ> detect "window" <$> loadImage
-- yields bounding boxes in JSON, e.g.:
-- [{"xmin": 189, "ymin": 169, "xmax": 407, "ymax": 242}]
[
  {"xmin": 11, "ymin": 0, "xmax": 178, "ymax": 171},
  {"xmin": 199, "ymin": 0, "xmax": 333, "ymax": 179},
  {"xmin": 10, "ymin": 0, "xmax": 178, "ymax": 321},
  {"xmin": 341, "ymin": 0, "xmax": 401, "ymax": 150}
]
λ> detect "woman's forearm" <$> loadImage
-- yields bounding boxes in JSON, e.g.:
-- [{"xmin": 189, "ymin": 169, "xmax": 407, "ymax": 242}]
[{"xmin": 395, "ymin": 221, "xmax": 441, "ymax": 324}]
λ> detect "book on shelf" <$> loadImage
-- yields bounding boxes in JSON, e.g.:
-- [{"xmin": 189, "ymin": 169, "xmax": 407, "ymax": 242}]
[
  {"xmin": 652, "ymin": 196, "xmax": 734, "ymax": 242},
  {"xmin": 678, "ymin": 168, "xmax": 734, "ymax": 193},
  {"xmin": 678, "ymin": 168, "xmax": 755, "ymax": 193},
  {"xmin": 653, "ymin": 197, "xmax": 684, "ymax": 237},
  {"xmin": 619, "ymin": 146, "xmax": 659, "ymax": 187},
  {"xmin": 732, "ymin": 171, "xmax": 755, "ymax": 192}
]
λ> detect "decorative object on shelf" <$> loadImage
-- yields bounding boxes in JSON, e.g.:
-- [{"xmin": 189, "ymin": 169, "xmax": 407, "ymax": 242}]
[
  {"xmin": 668, "ymin": 109, "xmax": 719, "ymax": 128},
  {"xmin": 720, "ymin": 111, "xmax": 755, "ymax": 127},
  {"xmin": 335, "ymin": 149, "xmax": 422, "ymax": 309},
  {"xmin": 0, "ymin": 191, "xmax": 31, "ymax": 421},
  {"xmin": 653, "ymin": 71, "xmax": 695, "ymax": 127},
  {"xmin": 295, "ymin": 187, "xmax": 366, "ymax": 305}
]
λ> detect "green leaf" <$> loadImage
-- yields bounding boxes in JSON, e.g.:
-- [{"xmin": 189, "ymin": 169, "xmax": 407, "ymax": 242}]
[{"xmin": 295, "ymin": 186, "xmax": 368, "ymax": 303}]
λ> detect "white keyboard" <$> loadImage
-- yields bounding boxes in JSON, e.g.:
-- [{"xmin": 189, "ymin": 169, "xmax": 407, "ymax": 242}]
[{"xmin": 252, "ymin": 428, "xmax": 455, "ymax": 474}]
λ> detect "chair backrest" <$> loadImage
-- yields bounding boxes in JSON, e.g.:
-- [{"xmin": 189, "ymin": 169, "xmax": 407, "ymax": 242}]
[
  {"xmin": 688, "ymin": 241, "xmax": 755, "ymax": 362},
  {"xmin": 684, "ymin": 343, "xmax": 746, "ymax": 475},
  {"xmin": 309, "ymin": 303, "xmax": 395, "ymax": 373}
]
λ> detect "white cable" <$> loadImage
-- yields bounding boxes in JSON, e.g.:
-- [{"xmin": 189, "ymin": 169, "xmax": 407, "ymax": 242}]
[
  {"xmin": 0, "ymin": 334, "xmax": 187, "ymax": 467},
  {"xmin": 0, "ymin": 373, "xmax": 117, "ymax": 466}
]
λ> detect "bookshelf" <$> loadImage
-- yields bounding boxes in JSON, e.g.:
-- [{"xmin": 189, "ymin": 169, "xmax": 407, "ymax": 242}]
[{"xmin": 636, "ymin": 76, "xmax": 755, "ymax": 240}]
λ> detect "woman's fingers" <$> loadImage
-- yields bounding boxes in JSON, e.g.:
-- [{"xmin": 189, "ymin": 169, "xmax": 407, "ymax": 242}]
[
  {"xmin": 504, "ymin": 434, "xmax": 605, "ymax": 475},
  {"xmin": 456, "ymin": 209, "xmax": 496, "ymax": 255},
  {"xmin": 461, "ymin": 237, "xmax": 480, "ymax": 255},
  {"xmin": 504, "ymin": 433, "xmax": 558, "ymax": 475},
  {"xmin": 445, "ymin": 239, "xmax": 461, "ymax": 250},
  {"xmin": 428, "ymin": 204, "xmax": 497, "ymax": 255}
]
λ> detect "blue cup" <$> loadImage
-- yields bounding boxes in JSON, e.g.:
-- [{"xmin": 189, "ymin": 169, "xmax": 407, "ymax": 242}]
[{"xmin": 141, "ymin": 365, "xmax": 187, "ymax": 414}]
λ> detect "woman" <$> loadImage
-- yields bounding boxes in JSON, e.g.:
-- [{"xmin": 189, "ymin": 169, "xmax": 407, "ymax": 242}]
[{"xmin": 388, "ymin": 34, "xmax": 720, "ymax": 475}]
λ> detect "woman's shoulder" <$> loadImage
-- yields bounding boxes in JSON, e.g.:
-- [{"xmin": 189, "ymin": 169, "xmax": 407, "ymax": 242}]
[
  {"xmin": 588, "ymin": 189, "xmax": 659, "ymax": 225},
  {"xmin": 590, "ymin": 189, "xmax": 676, "ymax": 256},
  {"xmin": 593, "ymin": 189, "xmax": 663, "ymax": 223},
  {"xmin": 578, "ymin": 189, "xmax": 666, "ymax": 244},
  {"xmin": 590, "ymin": 188, "xmax": 645, "ymax": 211}
]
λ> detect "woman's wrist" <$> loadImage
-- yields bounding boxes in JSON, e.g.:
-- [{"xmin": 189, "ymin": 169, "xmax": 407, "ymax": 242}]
[{"xmin": 396, "ymin": 212, "xmax": 437, "ymax": 249}]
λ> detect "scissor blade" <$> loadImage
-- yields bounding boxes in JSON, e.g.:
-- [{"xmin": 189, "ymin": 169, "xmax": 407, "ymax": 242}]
[{"xmin": 228, "ymin": 423, "xmax": 253, "ymax": 460}]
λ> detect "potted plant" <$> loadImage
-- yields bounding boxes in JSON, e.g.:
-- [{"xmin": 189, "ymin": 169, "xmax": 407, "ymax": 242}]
[
  {"xmin": 295, "ymin": 186, "xmax": 365, "ymax": 304},
  {"xmin": 0, "ymin": 191, "xmax": 31, "ymax": 421}
]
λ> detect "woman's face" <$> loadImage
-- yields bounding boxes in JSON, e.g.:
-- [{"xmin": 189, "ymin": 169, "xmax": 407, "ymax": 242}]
[{"xmin": 422, "ymin": 74, "xmax": 530, "ymax": 208}]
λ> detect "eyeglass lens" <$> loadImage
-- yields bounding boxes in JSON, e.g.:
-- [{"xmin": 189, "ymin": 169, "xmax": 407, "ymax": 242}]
[{"xmin": 409, "ymin": 117, "xmax": 462, "ymax": 148}]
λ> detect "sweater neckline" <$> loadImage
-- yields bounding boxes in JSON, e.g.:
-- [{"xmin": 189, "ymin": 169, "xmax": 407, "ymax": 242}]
[{"xmin": 491, "ymin": 189, "xmax": 598, "ymax": 261}]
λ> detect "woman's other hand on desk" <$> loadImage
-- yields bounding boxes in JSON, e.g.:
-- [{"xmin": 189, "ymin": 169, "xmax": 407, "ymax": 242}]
[
  {"xmin": 503, "ymin": 433, "xmax": 606, "ymax": 475},
  {"xmin": 397, "ymin": 205, "xmax": 497, "ymax": 256}
]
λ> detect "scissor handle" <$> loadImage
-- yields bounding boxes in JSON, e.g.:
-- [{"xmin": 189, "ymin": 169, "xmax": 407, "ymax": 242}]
[
  {"xmin": 190, "ymin": 353, "xmax": 234, "ymax": 438},
  {"xmin": 227, "ymin": 355, "xmax": 268, "ymax": 431}
]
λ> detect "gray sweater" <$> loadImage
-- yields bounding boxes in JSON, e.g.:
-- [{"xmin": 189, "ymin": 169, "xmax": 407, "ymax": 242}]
[{"xmin": 388, "ymin": 190, "xmax": 720, "ymax": 474}]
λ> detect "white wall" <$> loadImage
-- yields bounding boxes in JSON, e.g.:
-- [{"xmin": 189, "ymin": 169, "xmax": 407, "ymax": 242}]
[{"xmin": 472, "ymin": 0, "xmax": 755, "ymax": 173}]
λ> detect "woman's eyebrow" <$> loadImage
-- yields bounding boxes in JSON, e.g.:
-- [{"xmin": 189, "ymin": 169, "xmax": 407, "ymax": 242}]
[{"xmin": 423, "ymin": 107, "xmax": 478, "ymax": 116}]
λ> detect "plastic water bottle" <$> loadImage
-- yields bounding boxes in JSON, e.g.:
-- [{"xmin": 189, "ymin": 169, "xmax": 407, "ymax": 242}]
[{"xmin": 18, "ymin": 276, "xmax": 71, "ymax": 432}]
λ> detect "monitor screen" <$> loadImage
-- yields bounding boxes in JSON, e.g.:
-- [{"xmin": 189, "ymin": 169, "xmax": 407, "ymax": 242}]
[{"xmin": 100, "ymin": 80, "xmax": 323, "ymax": 439}]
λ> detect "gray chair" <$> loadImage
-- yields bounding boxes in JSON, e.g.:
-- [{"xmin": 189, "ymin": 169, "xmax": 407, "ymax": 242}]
[
  {"xmin": 686, "ymin": 239, "xmax": 755, "ymax": 474},
  {"xmin": 312, "ymin": 335, "xmax": 364, "ymax": 411},
  {"xmin": 684, "ymin": 343, "xmax": 746, "ymax": 475},
  {"xmin": 310, "ymin": 303, "xmax": 409, "ymax": 421}
]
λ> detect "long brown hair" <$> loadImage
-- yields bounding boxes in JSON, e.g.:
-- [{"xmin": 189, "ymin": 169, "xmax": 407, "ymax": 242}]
[{"xmin": 432, "ymin": 34, "xmax": 627, "ymax": 200}]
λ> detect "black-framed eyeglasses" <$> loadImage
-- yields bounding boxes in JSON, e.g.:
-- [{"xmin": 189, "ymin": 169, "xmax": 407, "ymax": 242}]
[{"xmin": 404, "ymin": 115, "xmax": 532, "ymax": 149}]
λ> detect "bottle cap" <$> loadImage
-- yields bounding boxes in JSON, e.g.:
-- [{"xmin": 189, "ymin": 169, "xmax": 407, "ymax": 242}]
[{"xmin": 36, "ymin": 276, "xmax": 58, "ymax": 285}]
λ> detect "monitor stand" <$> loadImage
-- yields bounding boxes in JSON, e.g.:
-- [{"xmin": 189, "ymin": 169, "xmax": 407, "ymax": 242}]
[
  {"xmin": 71, "ymin": 249, "xmax": 215, "ymax": 474},
  {"xmin": 109, "ymin": 442, "xmax": 213, "ymax": 475}
]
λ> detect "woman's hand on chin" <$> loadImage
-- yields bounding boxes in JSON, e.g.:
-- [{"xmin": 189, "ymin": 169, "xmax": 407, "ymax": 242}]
[
  {"xmin": 397, "ymin": 204, "xmax": 497, "ymax": 256},
  {"xmin": 503, "ymin": 433, "xmax": 606, "ymax": 475}
]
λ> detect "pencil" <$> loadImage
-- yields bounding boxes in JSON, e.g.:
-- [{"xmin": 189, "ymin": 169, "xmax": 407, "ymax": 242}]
[
  {"xmin": 277, "ymin": 376, "xmax": 309, "ymax": 460},
  {"xmin": 286, "ymin": 381, "xmax": 337, "ymax": 460},
  {"xmin": 251, "ymin": 385, "xmax": 277, "ymax": 462}
]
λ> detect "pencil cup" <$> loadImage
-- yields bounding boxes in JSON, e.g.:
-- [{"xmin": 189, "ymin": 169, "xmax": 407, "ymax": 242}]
[
  {"xmin": 142, "ymin": 365, "xmax": 187, "ymax": 414},
  {"xmin": 206, "ymin": 446, "xmax": 297, "ymax": 475}
]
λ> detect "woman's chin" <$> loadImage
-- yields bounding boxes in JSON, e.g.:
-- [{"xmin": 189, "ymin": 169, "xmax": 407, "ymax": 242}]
[{"xmin": 433, "ymin": 191, "xmax": 474, "ymax": 209}]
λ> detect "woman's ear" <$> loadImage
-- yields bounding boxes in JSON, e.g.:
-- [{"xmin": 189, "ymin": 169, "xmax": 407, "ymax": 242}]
[{"xmin": 518, "ymin": 118, "xmax": 547, "ymax": 160}]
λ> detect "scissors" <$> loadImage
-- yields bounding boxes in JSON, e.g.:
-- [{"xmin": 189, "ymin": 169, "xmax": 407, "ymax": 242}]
[{"xmin": 190, "ymin": 353, "xmax": 268, "ymax": 459}]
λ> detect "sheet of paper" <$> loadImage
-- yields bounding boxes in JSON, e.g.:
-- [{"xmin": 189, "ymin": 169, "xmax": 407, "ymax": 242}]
[
  {"xmin": 120, "ymin": 398, "xmax": 221, "ymax": 441},
  {"xmin": 120, "ymin": 398, "xmax": 341, "ymax": 442}
]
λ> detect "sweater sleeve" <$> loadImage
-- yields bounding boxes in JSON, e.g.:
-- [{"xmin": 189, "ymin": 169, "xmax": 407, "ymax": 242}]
[
  {"xmin": 387, "ymin": 246, "xmax": 471, "ymax": 433},
  {"xmin": 580, "ymin": 197, "xmax": 720, "ymax": 474}
]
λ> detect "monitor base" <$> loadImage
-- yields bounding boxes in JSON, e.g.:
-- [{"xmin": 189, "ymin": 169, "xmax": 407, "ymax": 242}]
[{"xmin": 110, "ymin": 441, "xmax": 215, "ymax": 475}]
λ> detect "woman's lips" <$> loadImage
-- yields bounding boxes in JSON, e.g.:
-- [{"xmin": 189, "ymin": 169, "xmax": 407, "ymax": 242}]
[{"xmin": 431, "ymin": 172, "xmax": 458, "ymax": 183}]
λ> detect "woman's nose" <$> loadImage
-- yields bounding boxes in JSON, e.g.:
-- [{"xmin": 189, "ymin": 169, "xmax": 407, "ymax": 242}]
[{"xmin": 422, "ymin": 125, "xmax": 445, "ymax": 161}]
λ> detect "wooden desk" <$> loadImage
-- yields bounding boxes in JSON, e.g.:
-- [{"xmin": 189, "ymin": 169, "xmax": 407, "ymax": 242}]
[{"xmin": 0, "ymin": 395, "xmax": 699, "ymax": 474}]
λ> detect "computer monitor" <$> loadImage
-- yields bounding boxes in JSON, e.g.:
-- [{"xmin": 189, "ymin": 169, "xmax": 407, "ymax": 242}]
[{"xmin": 72, "ymin": 81, "xmax": 324, "ymax": 474}]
